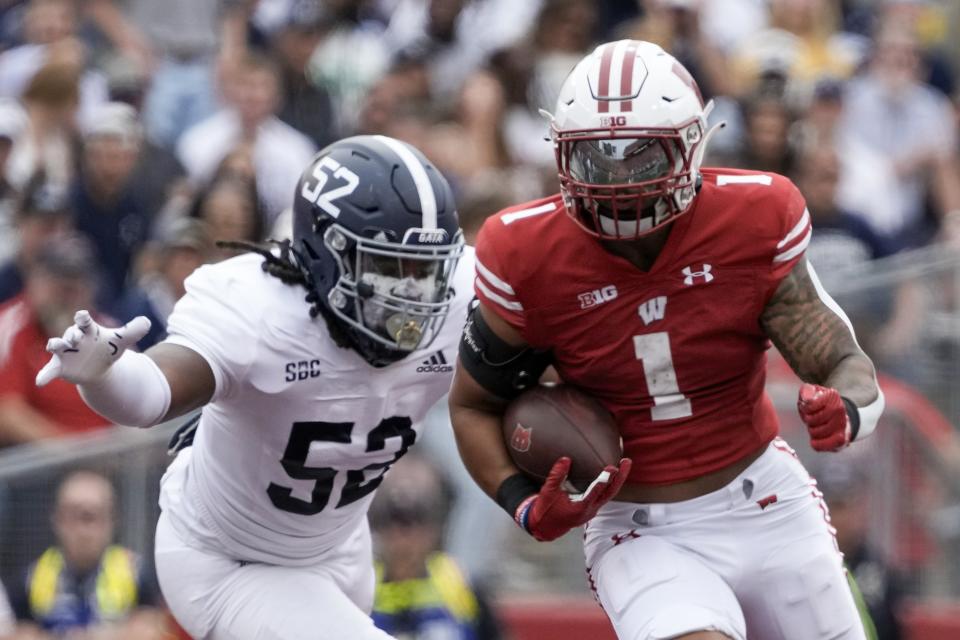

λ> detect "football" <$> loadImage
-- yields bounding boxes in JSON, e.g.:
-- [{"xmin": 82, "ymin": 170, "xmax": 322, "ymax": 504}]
[{"xmin": 502, "ymin": 384, "xmax": 623, "ymax": 491}]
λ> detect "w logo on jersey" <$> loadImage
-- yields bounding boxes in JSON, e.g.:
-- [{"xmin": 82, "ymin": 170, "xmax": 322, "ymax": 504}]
[
  {"xmin": 638, "ymin": 296, "xmax": 667, "ymax": 326},
  {"xmin": 417, "ymin": 351, "xmax": 452, "ymax": 373},
  {"xmin": 510, "ymin": 423, "xmax": 532, "ymax": 452},
  {"xmin": 682, "ymin": 264, "xmax": 714, "ymax": 285}
]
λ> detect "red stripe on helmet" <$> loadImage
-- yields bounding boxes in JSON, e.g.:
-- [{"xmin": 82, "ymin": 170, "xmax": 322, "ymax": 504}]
[
  {"xmin": 596, "ymin": 43, "xmax": 616, "ymax": 113},
  {"xmin": 620, "ymin": 43, "xmax": 638, "ymax": 112},
  {"xmin": 672, "ymin": 60, "xmax": 704, "ymax": 107}
]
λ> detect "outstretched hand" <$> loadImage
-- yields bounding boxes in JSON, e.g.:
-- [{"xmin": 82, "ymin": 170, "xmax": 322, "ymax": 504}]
[{"xmin": 36, "ymin": 311, "xmax": 151, "ymax": 387}]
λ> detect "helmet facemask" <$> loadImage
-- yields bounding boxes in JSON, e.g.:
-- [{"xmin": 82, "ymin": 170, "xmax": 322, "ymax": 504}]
[
  {"xmin": 556, "ymin": 121, "xmax": 703, "ymax": 240},
  {"xmin": 323, "ymin": 225, "xmax": 464, "ymax": 356}
]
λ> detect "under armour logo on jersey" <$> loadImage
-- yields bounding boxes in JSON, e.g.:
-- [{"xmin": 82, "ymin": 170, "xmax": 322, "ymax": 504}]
[
  {"xmin": 638, "ymin": 296, "xmax": 667, "ymax": 326},
  {"xmin": 682, "ymin": 264, "xmax": 714, "ymax": 285},
  {"xmin": 578, "ymin": 285, "xmax": 618, "ymax": 309},
  {"xmin": 417, "ymin": 351, "xmax": 452, "ymax": 373}
]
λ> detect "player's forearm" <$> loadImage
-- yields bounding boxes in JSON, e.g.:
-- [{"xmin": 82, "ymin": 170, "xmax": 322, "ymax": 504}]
[
  {"xmin": 78, "ymin": 350, "xmax": 172, "ymax": 428},
  {"xmin": 823, "ymin": 353, "xmax": 880, "ymax": 407},
  {"xmin": 449, "ymin": 400, "xmax": 521, "ymax": 500}
]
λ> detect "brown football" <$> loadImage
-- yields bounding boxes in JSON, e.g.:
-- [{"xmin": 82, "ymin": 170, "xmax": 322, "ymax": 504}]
[{"xmin": 502, "ymin": 384, "xmax": 623, "ymax": 491}]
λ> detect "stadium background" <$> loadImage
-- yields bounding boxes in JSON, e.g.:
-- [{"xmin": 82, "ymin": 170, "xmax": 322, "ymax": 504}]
[{"xmin": 0, "ymin": 0, "xmax": 959, "ymax": 638}]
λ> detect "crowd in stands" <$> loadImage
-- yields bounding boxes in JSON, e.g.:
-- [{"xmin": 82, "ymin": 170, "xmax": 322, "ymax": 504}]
[{"xmin": 0, "ymin": 0, "xmax": 957, "ymax": 638}]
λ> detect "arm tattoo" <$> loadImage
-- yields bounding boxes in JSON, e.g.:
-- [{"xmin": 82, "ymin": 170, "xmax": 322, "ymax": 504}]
[{"xmin": 761, "ymin": 259, "xmax": 865, "ymax": 385}]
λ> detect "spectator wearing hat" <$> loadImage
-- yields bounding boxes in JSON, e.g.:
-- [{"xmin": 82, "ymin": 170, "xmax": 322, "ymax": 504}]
[
  {"xmin": 110, "ymin": 217, "xmax": 212, "ymax": 350},
  {"xmin": 71, "ymin": 102, "xmax": 182, "ymax": 303},
  {"xmin": 0, "ymin": 233, "xmax": 112, "ymax": 446},
  {"xmin": 369, "ymin": 455, "xmax": 502, "ymax": 640},
  {"xmin": 0, "ymin": 173, "xmax": 71, "ymax": 306}
]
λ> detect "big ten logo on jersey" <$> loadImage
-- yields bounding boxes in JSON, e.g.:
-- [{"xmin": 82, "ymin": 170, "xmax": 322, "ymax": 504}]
[
  {"xmin": 285, "ymin": 359, "xmax": 322, "ymax": 382},
  {"xmin": 578, "ymin": 285, "xmax": 618, "ymax": 309},
  {"xmin": 638, "ymin": 296, "xmax": 667, "ymax": 326}
]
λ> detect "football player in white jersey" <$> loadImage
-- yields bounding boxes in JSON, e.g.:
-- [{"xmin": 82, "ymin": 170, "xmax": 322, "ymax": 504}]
[{"xmin": 35, "ymin": 135, "xmax": 473, "ymax": 640}]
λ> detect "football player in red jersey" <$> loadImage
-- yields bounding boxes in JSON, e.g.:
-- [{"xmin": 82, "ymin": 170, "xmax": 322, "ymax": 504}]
[{"xmin": 449, "ymin": 41, "xmax": 884, "ymax": 640}]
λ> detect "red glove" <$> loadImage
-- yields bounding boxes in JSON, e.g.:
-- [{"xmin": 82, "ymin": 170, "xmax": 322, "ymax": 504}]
[
  {"xmin": 515, "ymin": 457, "xmax": 632, "ymax": 542},
  {"xmin": 797, "ymin": 383, "xmax": 853, "ymax": 452}
]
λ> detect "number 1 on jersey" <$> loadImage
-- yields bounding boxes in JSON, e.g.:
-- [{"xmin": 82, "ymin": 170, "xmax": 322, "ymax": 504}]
[{"xmin": 633, "ymin": 332, "xmax": 692, "ymax": 421}]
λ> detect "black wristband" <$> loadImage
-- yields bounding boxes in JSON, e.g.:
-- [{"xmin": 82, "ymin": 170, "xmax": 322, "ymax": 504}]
[
  {"xmin": 841, "ymin": 396, "xmax": 861, "ymax": 441},
  {"xmin": 495, "ymin": 473, "xmax": 540, "ymax": 517}
]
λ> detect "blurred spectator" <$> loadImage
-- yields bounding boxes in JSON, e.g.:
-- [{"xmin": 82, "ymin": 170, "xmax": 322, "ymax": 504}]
[
  {"xmin": 490, "ymin": 0, "xmax": 596, "ymax": 171},
  {"xmin": 0, "ymin": 173, "xmax": 70, "ymax": 305},
  {"xmin": 795, "ymin": 145, "xmax": 891, "ymax": 273},
  {"xmin": 0, "ymin": 99, "xmax": 27, "ymax": 263},
  {"xmin": 384, "ymin": 0, "xmax": 542, "ymax": 107},
  {"xmin": 813, "ymin": 458, "xmax": 906, "ymax": 640},
  {"xmin": 177, "ymin": 53, "xmax": 316, "ymax": 224},
  {"xmin": 84, "ymin": 0, "xmax": 252, "ymax": 147},
  {"xmin": 7, "ymin": 470, "xmax": 165, "ymax": 637},
  {"xmin": 4, "ymin": 55, "xmax": 79, "ymax": 192},
  {"xmin": 71, "ymin": 102, "xmax": 176, "ymax": 301},
  {"xmin": 259, "ymin": 0, "xmax": 336, "ymax": 148},
  {"xmin": 111, "ymin": 217, "xmax": 212, "ymax": 350},
  {"xmin": 730, "ymin": 0, "xmax": 865, "ymax": 102},
  {"xmin": 370, "ymin": 455, "xmax": 502, "ymax": 640},
  {"xmin": 305, "ymin": 0, "xmax": 392, "ymax": 135},
  {"xmin": 0, "ymin": 0, "xmax": 108, "ymax": 124},
  {"xmin": 190, "ymin": 176, "xmax": 264, "ymax": 261},
  {"xmin": 838, "ymin": 22, "xmax": 960, "ymax": 251},
  {"xmin": 0, "ymin": 234, "xmax": 110, "ymax": 445},
  {"xmin": 619, "ymin": 0, "xmax": 731, "ymax": 100},
  {"xmin": 714, "ymin": 90, "xmax": 797, "ymax": 175}
]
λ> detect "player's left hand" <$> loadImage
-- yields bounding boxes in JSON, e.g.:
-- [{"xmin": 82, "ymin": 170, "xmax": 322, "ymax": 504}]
[
  {"xmin": 797, "ymin": 383, "xmax": 852, "ymax": 452},
  {"xmin": 518, "ymin": 456, "xmax": 632, "ymax": 542},
  {"xmin": 36, "ymin": 311, "xmax": 151, "ymax": 387}
]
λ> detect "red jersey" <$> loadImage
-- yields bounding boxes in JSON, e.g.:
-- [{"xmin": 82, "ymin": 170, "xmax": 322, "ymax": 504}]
[
  {"xmin": 474, "ymin": 169, "xmax": 811, "ymax": 484},
  {"xmin": 0, "ymin": 296, "xmax": 110, "ymax": 436}
]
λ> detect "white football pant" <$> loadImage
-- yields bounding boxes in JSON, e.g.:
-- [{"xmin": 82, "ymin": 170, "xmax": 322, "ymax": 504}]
[{"xmin": 584, "ymin": 438, "xmax": 867, "ymax": 640}]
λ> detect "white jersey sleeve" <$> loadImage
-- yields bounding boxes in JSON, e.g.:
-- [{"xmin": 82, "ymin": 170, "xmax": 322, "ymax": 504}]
[{"xmin": 165, "ymin": 256, "xmax": 263, "ymax": 402}]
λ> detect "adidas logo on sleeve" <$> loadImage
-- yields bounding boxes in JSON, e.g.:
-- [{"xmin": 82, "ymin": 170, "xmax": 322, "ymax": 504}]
[{"xmin": 417, "ymin": 351, "xmax": 453, "ymax": 373}]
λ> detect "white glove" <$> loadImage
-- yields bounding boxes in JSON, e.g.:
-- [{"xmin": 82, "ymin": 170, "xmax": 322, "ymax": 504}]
[{"xmin": 36, "ymin": 310, "xmax": 151, "ymax": 387}]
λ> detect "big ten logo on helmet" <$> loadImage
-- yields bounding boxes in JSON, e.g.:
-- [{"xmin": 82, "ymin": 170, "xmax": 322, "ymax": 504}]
[
  {"xmin": 578, "ymin": 285, "xmax": 618, "ymax": 309},
  {"xmin": 600, "ymin": 116, "xmax": 627, "ymax": 127},
  {"xmin": 285, "ymin": 360, "xmax": 322, "ymax": 382}
]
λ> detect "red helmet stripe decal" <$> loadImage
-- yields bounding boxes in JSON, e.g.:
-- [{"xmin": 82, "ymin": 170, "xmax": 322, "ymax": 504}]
[
  {"xmin": 619, "ymin": 43, "xmax": 638, "ymax": 112},
  {"xmin": 596, "ymin": 43, "xmax": 616, "ymax": 113},
  {"xmin": 672, "ymin": 61, "xmax": 704, "ymax": 107}
]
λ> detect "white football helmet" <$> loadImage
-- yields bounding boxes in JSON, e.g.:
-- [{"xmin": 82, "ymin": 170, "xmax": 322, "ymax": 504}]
[{"xmin": 546, "ymin": 40, "xmax": 720, "ymax": 240}]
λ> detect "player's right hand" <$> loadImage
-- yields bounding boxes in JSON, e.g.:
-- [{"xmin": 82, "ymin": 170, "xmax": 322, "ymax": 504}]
[
  {"xmin": 36, "ymin": 310, "xmax": 151, "ymax": 387},
  {"xmin": 516, "ymin": 456, "xmax": 631, "ymax": 542}
]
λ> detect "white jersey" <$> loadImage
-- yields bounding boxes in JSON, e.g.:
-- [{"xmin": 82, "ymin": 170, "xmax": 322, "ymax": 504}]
[{"xmin": 159, "ymin": 248, "xmax": 475, "ymax": 566}]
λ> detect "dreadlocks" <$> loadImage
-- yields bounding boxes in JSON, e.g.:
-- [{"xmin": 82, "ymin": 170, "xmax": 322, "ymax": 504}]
[{"xmin": 214, "ymin": 239, "xmax": 353, "ymax": 350}]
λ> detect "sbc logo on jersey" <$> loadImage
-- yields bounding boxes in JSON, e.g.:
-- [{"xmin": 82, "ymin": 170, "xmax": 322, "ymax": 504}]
[
  {"xmin": 417, "ymin": 351, "xmax": 452, "ymax": 373},
  {"xmin": 509, "ymin": 423, "xmax": 532, "ymax": 452},
  {"xmin": 578, "ymin": 285, "xmax": 618, "ymax": 309}
]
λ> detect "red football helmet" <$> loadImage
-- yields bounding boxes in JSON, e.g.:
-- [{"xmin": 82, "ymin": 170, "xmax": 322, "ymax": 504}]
[{"xmin": 546, "ymin": 40, "xmax": 721, "ymax": 240}]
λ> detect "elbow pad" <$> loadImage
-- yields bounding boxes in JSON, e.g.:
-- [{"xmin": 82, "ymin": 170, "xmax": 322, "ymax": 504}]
[{"xmin": 458, "ymin": 303, "xmax": 551, "ymax": 399}]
